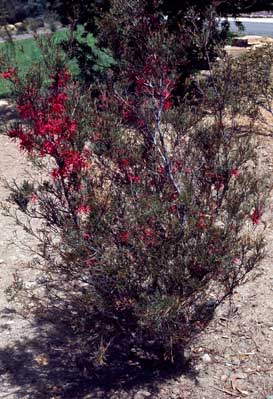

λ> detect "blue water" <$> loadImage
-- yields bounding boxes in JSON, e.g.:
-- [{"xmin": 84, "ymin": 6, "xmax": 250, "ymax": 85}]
[{"xmin": 229, "ymin": 21, "xmax": 273, "ymax": 37}]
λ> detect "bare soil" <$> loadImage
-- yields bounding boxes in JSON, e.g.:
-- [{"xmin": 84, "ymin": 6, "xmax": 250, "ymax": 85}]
[{"xmin": 0, "ymin": 100, "xmax": 272, "ymax": 399}]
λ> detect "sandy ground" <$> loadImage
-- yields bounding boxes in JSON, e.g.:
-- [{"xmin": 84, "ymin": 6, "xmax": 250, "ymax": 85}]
[{"xmin": 0, "ymin": 100, "xmax": 272, "ymax": 399}]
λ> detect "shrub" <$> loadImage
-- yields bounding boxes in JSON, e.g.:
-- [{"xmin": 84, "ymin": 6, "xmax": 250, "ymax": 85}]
[{"xmin": 2, "ymin": 6, "xmax": 269, "ymax": 367}]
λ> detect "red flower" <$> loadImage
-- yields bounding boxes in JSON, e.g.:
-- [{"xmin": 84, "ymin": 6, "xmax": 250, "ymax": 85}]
[
  {"xmin": 52, "ymin": 102, "xmax": 64, "ymax": 114},
  {"xmin": 128, "ymin": 173, "xmax": 141, "ymax": 184},
  {"xmin": 173, "ymin": 160, "xmax": 182, "ymax": 173},
  {"xmin": 57, "ymin": 70, "xmax": 70, "ymax": 88},
  {"xmin": 142, "ymin": 227, "xmax": 157, "ymax": 246},
  {"xmin": 157, "ymin": 166, "xmax": 165, "ymax": 175},
  {"xmin": 250, "ymin": 207, "xmax": 263, "ymax": 225},
  {"xmin": 58, "ymin": 150, "xmax": 87, "ymax": 177},
  {"xmin": 233, "ymin": 257, "xmax": 240, "ymax": 265},
  {"xmin": 42, "ymin": 118, "xmax": 63, "ymax": 136},
  {"xmin": 137, "ymin": 118, "xmax": 145, "ymax": 128},
  {"xmin": 31, "ymin": 193, "xmax": 37, "ymax": 203},
  {"xmin": 169, "ymin": 205, "xmax": 177, "ymax": 214},
  {"xmin": 8, "ymin": 128, "xmax": 34, "ymax": 152},
  {"xmin": 120, "ymin": 159, "xmax": 130, "ymax": 169},
  {"xmin": 93, "ymin": 132, "xmax": 102, "ymax": 142},
  {"xmin": 85, "ymin": 257, "xmax": 97, "ymax": 267},
  {"xmin": 119, "ymin": 231, "xmax": 130, "ymax": 243},
  {"xmin": 76, "ymin": 204, "xmax": 91, "ymax": 214},
  {"xmin": 51, "ymin": 168, "xmax": 61, "ymax": 179},
  {"xmin": 163, "ymin": 99, "xmax": 173, "ymax": 110},
  {"xmin": 83, "ymin": 232, "xmax": 92, "ymax": 241},
  {"xmin": 196, "ymin": 213, "xmax": 208, "ymax": 230},
  {"xmin": 51, "ymin": 92, "xmax": 68, "ymax": 114},
  {"xmin": 67, "ymin": 120, "xmax": 77, "ymax": 137},
  {"xmin": 229, "ymin": 168, "xmax": 240, "ymax": 177},
  {"xmin": 171, "ymin": 192, "xmax": 179, "ymax": 200},
  {"xmin": 56, "ymin": 92, "xmax": 68, "ymax": 103},
  {"xmin": 18, "ymin": 101, "xmax": 35, "ymax": 119},
  {"xmin": 2, "ymin": 68, "xmax": 16, "ymax": 79},
  {"xmin": 40, "ymin": 140, "xmax": 56, "ymax": 156},
  {"xmin": 123, "ymin": 110, "xmax": 136, "ymax": 123}
]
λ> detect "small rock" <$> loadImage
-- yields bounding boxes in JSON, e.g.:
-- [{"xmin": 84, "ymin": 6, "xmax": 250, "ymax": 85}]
[
  {"xmin": 34, "ymin": 353, "xmax": 49, "ymax": 366},
  {"xmin": 14, "ymin": 22, "xmax": 26, "ymax": 32},
  {"xmin": 183, "ymin": 348, "xmax": 191, "ymax": 361},
  {"xmin": 134, "ymin": 390, "xmax": 151, "ymax": 399},
  {"xmin": 5, "ymin": 24, "xmax": 17, "ymax": 33},
  {"xmin": 140, "ymin": 391, "xmax": 151, "ymax": 397},
  {"xmin": 206, "ymin": 298, "xmax": 217, "ymax": 309},
  {"xmin": 214, "ymin": 220, "xmax": 225, "ymax": 230},
  {"xmin": 232, "ymin": 359, "xmax": 241, "ymax": 366},
  {"xmin": 171, "ymin": 387, "xmax": 181, "ymax": 395},
  {"xmin": 220, "ymin": 375, "xmax": 228, "ymax": 382},
  {"xmin": 25, "ymin": 281, "xmax": 37, "ymax": 289},
  {"xmin": 201, "ymin": 353, "xmax": 212, "ymax": 363}
]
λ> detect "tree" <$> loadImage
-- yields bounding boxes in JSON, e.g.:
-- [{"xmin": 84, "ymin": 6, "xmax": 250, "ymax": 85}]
[
  {"xmin": 47, "ymin": 0, "xmax": 110, "ymax": 31},
  {"xmin": 47, "ymin": 0, "xmax": 273, "ymax": 26},
  {"xmin": 48, "ymin": 0, "xmax": 273, "ymax": 92},
  {"xmin": 0, "ymin": 0, "xmax": 46, "ymax": 23}
]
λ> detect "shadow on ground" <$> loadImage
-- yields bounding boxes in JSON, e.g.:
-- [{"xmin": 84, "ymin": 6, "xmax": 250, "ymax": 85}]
[{"xmin": 0, "ymin": 303, "xmax": 198, "ymax": 399}]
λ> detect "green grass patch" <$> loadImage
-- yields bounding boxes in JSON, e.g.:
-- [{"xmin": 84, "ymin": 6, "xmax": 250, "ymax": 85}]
[{"xmin": 0, "ymin": 30, "xmax": 68, "ymax": 97}]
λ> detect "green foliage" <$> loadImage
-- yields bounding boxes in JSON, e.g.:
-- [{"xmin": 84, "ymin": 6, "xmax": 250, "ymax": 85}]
[{"xmin": 58, "ymin": 24, "xmax": 116, "ymax": 83}]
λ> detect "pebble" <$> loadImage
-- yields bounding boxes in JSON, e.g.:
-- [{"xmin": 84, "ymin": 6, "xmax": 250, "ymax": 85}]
[
  {"xmin": 0, "ymin": 259, "xmax": 4, "ymax": 264},
  {"xmin": 214, "ymin": 220, "xmax": 225, "ymax": 229},
  {"xmin": 5, "ymin": 320, "xmax": 14, "ymax": 324},
  {"xmin": 201, "ymin": 353, "xmax": 212, "ymax": 363},
  {"xmin": 134, "ymin": 390, "xmax": 151, "ymax": 398},
  {"xmin": 171, "ymin": 387, "xmax": 181, "ymax": 395},
  {"xmin": 183, "ymin": 348, "xmax": 191, "ymax": 361},
  {"xmin": 140, "ymin": 391, "xmax": 151, "ymax": 397},
  {"xmin": 24, "ymin": 281, "xmax": 37, "ymax": 289}
]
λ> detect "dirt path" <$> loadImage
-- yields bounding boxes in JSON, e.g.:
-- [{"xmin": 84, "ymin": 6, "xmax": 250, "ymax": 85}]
[
  {"xmin": 0, "ymin": 122, "xmax": 44, "ymax": 398},
  {"xmin": 0, "ymin": 101, "xmax": 272, "ymax": 399},
  {"xmin": 0, "ymin": 135, "xmax": 33, "ymax": 398}
]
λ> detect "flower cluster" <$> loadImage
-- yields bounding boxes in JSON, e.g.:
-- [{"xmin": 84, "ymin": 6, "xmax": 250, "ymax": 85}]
[{"xmin": 8, "ymin": 70, "xmax": 87, "ymax": 182}]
